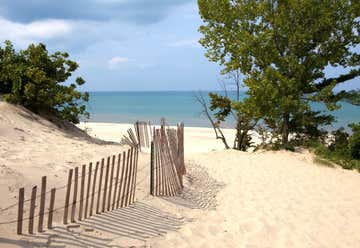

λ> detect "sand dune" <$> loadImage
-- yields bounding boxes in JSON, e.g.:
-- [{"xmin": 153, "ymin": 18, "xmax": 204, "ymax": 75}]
[
  {"xmin": 0, "ymin": 102, "xmax": 128, "ymax": 238},
  {"xmin": 1, "ymin": 104, "xmax": 360, "ymax": 247}
]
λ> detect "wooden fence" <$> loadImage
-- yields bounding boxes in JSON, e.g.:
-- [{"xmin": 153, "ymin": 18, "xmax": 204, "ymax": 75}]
[
  {"xmin": 150, "ymin": 123, "xmax": 185, "ymax": 196},
  {"xmin": 10, "ymin": 120, "xmax": 185, "ymax": 236},
  {"xmin": 15, "ymin": 147, "xmax": 139, "ymax": 235},
  {"xmin": 121, "ymin": 121, "xmax": 152, "ymax": 151}
]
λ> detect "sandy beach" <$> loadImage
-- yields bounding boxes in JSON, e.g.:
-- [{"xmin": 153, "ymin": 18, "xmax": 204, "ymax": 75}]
[{"xmin": 1, "ymin": 102, "xmax": 360, "ymax": 247}]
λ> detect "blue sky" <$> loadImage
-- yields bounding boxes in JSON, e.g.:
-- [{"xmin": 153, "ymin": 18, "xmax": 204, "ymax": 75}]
[{"xmin": 0, "ymin": 0, "xmax": 358, "ymax": 91}]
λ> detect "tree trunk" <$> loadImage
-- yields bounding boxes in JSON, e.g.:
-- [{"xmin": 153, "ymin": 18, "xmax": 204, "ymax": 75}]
[{"xmin": 282, "ymin": 113, "xmax": 290, "ymax": 145}]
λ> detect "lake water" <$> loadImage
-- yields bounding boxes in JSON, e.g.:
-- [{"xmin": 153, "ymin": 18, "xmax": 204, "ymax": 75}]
[{"xmin": 86, "ymin": 91, "xmax": 359, "ymax": 130}]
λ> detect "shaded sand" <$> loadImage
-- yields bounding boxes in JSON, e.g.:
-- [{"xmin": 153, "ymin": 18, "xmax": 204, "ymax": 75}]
[
  {"xmin": 1, "ymin": 107, "xmax": 360, "ymax": 247},
  {"xmin": 0, "ymin": 102, "xmax": 130, "ymax": 240}
]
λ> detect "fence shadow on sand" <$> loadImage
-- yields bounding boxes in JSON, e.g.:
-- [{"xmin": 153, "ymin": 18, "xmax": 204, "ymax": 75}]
[{"xmin": 0, "ymin": 202, "xmax": 185, "ymax": 248}]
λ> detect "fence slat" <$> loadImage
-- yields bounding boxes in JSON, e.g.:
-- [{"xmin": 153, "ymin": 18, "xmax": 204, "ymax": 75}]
[
  {"xmin": 17, "ymin": 188, "xmax": 24, "ymax": 235},
  {"xmin": 121, "ymin": 149, "xmax": 131, "ymax": 207},
  {"xmin": 90, "ymin": 162, "xmax": 99, "ymax": 216},
  {"xmin": 131, "ymin": 148, "xmax": 139, "ymax": 203},
  {"xmin": 63, "ymin": 169, "xmax": 73, "ymax": 224},
  {"xmin": 48, "ymin": 188, "xmax": 56, "ymax": 229},
  {"xmin": 102, "ymin": 157, "xmax": 110, "ymax": 212},
  {"xmin": 107, "ymin": 155, "xmax": 115, "ymax": 211},
  {"xmin": 150, "ymin": 142, "xmax": 154, "ymax": 195},
  {"xmin": 150, "ymin": 121, "xmax": 185, "ymax": 197},
  {"xmin": 79, "ymin": 164, "xmax": 86, "ymax": 220},
  {"xmin": 154, "ymin": 132, "xmax": 162, "ymax": 195},
  {"xmin": 112, "ymin": 154, "xmax": 121, "ymax": 210},
  {"xmin": 135, "ymin": 122, "xmax": 141, "ymax": 151},
  {"xmin": 125, "ymin": 148, "xmax": 133, "ymax": 206},
  {"xmin": 28, "ymin": 186, "xmax": 37, "ymax": 234},
  {"xmin": 96, "ymin": 159, "xmax": 104, "ymax": 214},
  {"xmin": 118, "ymin": 151, "xmax": 126, "ymax": 208},
  {"xmin": 144, "ymin": 123, "xmax": 149, "ymax": 148},
  {"xmin": 71, "ymin": 167, "xmax": 78, "ymax": 222},
  {"xmin": 38, "ymin": 176, "xmax": 47, "ymax": 232},
  {"xmin": 84, "ymin": 162, "xmax": 92, "ymax": 219}
]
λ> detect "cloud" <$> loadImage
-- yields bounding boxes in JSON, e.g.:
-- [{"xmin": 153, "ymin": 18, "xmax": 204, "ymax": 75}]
[
  {"xmin": 108, "ymin": 56, "xmax": 129, "ymax": 69},
  {"xmin": 168, "ymin": 39, "xmax": 200, "ymax": 48},
  {"xmin": 0, "ymin": 0, "xmax": 193, "ymax": 24},
  {"xmin": 0, "ymin": 18, "xmax": 73, "ymax": 47}
]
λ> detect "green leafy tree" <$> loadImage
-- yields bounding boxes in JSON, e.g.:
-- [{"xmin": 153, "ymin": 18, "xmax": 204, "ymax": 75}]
[
  {"xmin": 348, "ymin": 123, "xmax": 360, "ymax": 159},
  {"xmin": 198, "ymin": 0, "xmax": 360, "ymax": 145},
  {"xmin": 0, "ymin": 40, "xmax": 89, "ymax": 123}
]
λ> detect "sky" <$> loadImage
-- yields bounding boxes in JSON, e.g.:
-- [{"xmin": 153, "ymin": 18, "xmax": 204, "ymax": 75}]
[{"xmin": 0, "ymin": 0, "xmax": 358, "ymax": 92}]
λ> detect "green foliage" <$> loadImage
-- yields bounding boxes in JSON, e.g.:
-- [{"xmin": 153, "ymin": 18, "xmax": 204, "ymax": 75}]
[
  {"xmin": 208, "ymin": 93, "xmax": 232, "ymax": 122},
  {"xmin": 0, "ymin": 40, "xmax": 89, "ymax": 123},
  {"xmin": 328, "ymin": 128, "xmax": 349, "ymax": 153},
  {"xmin": 198, "ymin": 0, "xmax": 360, "ymax": 145},
  {"xmin": 348, "ymin": 123, "xmax": 360, "ymax": 159},
  {"xmin": 313, "ymin": 156, "xmax": 335, "ymax": 168},
  {"xmin": 308, "ymin": 123, "xmax": 360, "ymax": 172},
  {"xmin": 208, "ymin": 91, "xmax": 258, "ymax": 151}
]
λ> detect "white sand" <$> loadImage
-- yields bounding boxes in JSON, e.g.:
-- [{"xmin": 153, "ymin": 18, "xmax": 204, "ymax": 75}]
[{"xmin": 1, "ymin": 102, "xmax": 360, "ymax": 247}]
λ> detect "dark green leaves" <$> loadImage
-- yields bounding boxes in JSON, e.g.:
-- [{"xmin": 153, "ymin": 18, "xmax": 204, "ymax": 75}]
[{"xmin": 0, "ymin": 40, "xmax": 89, "ymax": 124}]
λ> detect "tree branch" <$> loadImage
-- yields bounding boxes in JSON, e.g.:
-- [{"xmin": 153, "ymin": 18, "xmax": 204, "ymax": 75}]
[
  {"xmin": 306, "ymin": 68, "xmax": 360, "ymax": 93},
  {"xmin": 195, "ymin": 92, "xmax": 230, "ymax": 149}
]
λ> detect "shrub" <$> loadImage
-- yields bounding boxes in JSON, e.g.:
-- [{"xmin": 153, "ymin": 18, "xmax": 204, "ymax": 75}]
[
  {"xmin": 0, "ymin": 40, "xmax": 89, "ymax": 123},
  {"xmin": 349, "ymin": 123, "xmax": 360, "ymax": 159}
]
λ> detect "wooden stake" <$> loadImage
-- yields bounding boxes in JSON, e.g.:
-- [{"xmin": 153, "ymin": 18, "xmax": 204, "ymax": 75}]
[
  {"xmin": 90, "ymin": 162, "xmax": 99, "ymax": 216},
  {"xmin": 107, "ymin": 155, "xmax": 115, "ymax": 211},
  {"xmin": 121, "ymin": 149, "xmax": 131, "ymax": 207},
  {"xmin": 48, "ymin": 188, "xmax": 56, "ymax": 229},
  {"xmin": 79, "ymin": 164, "xmax": 86, "ymax": 221},
  {"xmin": 17, "ymin": 188, "xmax": 24, "ymax": 235},
  {"xmin": 96, "ymin": 159, "xmax": 104, "ymax": 214},
  {"xmin": 117, "ymin": 151, "xmax": 126, "ymax": 208},
  {"xmin": 125, "ymin": 148, "xmax": 133, "ymax": 206},
  {"xmin": 150, "ymin": 142, "xmax": 154, "ymax": 195},
  {"xmin": 71, "ymin": 167, "xmax": 78, "ymax": 223},
  {"xmin": 131, "ymin": 148, "xmax": 139, "ymax": 203},
  {"xmin": 63, "ymin": 169, "xmax": 73, "ymax": 224},
  {"xmin": 84, "ymin": 162, "xmax": 92, "ymax": 219},
  {"xmin": 144, "ymin": 123, "xmax": 149, "ymax": 148},
  {"xmin": 112, "ymin": 154, "xmax": 121, "ymax": 210},
  {"xmin": 102, "ymin": 157, "xmax": 110, "ymax": 212},
  {"xmin": 28, "ymin": 186, "xmax": 37, "ymax": 234},
  {"xmin": 38, "ymin": 176, "xmax": 47, "ymax": 232}
]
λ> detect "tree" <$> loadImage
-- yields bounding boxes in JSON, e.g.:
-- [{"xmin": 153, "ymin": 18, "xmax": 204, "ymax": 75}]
[
  {"xmin": 196, "ymin": 69, "xmax": 258, "ymax": 151},
  {"xmin": 195, "ymin": 92, "xmax": 230, "ymax": 149},
  {"xmin": 198, "ymin": 0, "xmax": 360, "ymax": 145},
  {"xmin": 0, "ymin": 40, "xmax": 89, "ymax": 123}
]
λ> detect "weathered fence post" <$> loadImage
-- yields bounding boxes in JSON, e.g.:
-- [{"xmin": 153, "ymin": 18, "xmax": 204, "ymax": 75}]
[
  {"xmin": 130, "ymin": 147, "xmax": 138, "ymax": 203},
  {"xmin": 71, "ymin": 167, "xmax": 79, "ymax": 223},
  {"xmin": 79, "ymin": 164, "xmax": 86, "ymax": 220},
  {"xmin": 112, "ymin": 153, "xmax": 121, "ymax": 210},
  {"xmin": 96, "ymin": 159, "xmax": 104, "ymax": 214},
  {"xmin": 126, "ymin": 148, "xmax": 134, "ymax": 206},
  {"xmin": 84, "ymin": 162, "xmax": 92, "ymax": 219},
  {"xmin": 38, "ymin": 176, "xmax": 47, "ymax": 232},
  {"xmin": 63, "ymin": 169, "xmax": 73, "ymax": 224},
  {"xmin": 121, "ymin": 149, "xmax": 131, "ymax": 208},
  {"xmin": 48, "ymin": 188, "xmax": 56, "ymax": 229},
  {"xmin": 17, "ymin": 187, "xmax": 24, "ymax": 235},
  {"xmin": 28, "ymin": 186, "xmax": 37, "ymax": 234},
  {"xmin": 117, "ymin": 151, "xmax": 126, "ymax": 208},
  {"xmin": 107, "ymin": 155, "xmax": 115, "ymax": 211},
  {"xmin": 150, "ymin": 141, "xmax": 154, "ymax": 195},
  {"xmin": 102, "ymin": 157, "xmax": 110, "ymax": 212},
  {"xmin": 90, "ymin": 162, "xmax": 99, "ymax": 216}
]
